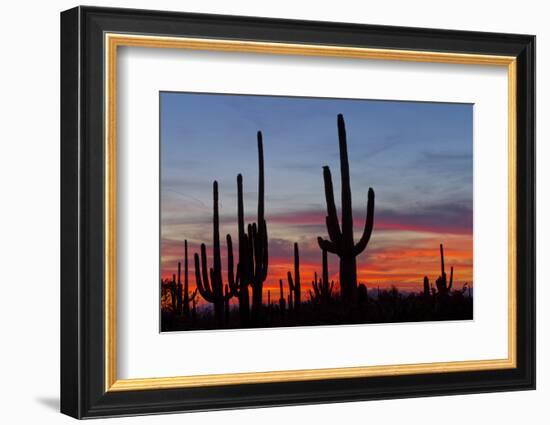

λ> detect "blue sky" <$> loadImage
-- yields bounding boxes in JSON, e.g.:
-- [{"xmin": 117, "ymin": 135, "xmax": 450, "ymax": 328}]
[{"xmin": 160, "ymin": 91, "xmax": 473, "ymax": 292}]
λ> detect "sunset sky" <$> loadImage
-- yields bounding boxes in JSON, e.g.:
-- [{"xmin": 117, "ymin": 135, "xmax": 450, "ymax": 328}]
[{"xmin": 160, "ymin": 92, "xmax": 473, "ymax": 303}]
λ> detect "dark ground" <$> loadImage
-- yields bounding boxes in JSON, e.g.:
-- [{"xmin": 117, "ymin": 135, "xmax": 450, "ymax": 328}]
[{"xmin": 161, "ymin": 288, "xmax": 473, "ymax": 332}]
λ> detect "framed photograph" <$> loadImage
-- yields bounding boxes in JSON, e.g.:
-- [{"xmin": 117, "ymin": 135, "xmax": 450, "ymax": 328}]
[{"xmin": 60, "ymin": 6, "xmax": 535, "ymax": 419}]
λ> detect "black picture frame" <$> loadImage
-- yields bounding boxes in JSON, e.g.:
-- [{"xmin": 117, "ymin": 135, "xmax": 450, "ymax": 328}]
[{"xmin": 61, "ymin": 5, "xmax": 535, "ymax": 419}]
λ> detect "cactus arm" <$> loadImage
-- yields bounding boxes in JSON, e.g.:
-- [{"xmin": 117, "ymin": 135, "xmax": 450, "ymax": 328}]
[
  {"xmin": 251, "ymin": 223, "xmax": 259, "ymax": 278},
  {"xmin": 317, "ymin": 236, "xmax": 339, "ymax": 254},
  {"xmin": 322, "ymin": 166, "xmax": 342, "ymax": 243},
  {"xmin": 449, "ymin": 266, "xmax": 454, "ymax": 290},
  {"xmin": 423, "ymin": 276, "xmax": 430, "ymax": 296},
  {"xmin": 260, "ymin": 219, "xmax": 269, "ymax": 281},
  {"xmin": 287, "ymin": 271, "xmax": 295, "ymax": 291},
  {"xmin": 223, "ymin": 284, "xmax": 233, "ymax": 302},
  {"xmin": 247, "ymin": 224, "xmax": 254, "ymax": 273},
  {"xmin": 199, "ymin": 244, "xmax": 212, "ymax": 295},
  {"xmin": 353, "ymin": 187, "xmax": 375, "ymax": 255},
  {"xmin": 325, "ymin": 216, "xmax": 342, "ymax": 247},
  {"xmin": 226, "ymin": 234, "xmax": 238, "ymax": 293},
  {"xmin": 440, "ymin": 244, "xmax": 445, "ymax": 277},
  {"xmin": 236, "ymin": 173, "xmax": 249, "ymax": 282},
  {"xmin": 209, "ymin": 268, "xmax": 216, "ymax": 293},
  {"xmin": 194, "ymin": 252, "xmax": 214, "ymax": 303},
  {"xmin": 229, "ymin": 263, "xmax": 241, "ymax": 297},
  {"xmin": 189, "ymin": 288, "xmax": 197, "ymax": 301},
  {"xmin": 237, "ymin": 174, "xmax": 245, "ymax": 232},
  {"xmin": 248, "ymin": 220, "xmax": 268, "ymax": 284},
  {"xmin": 288, "ymin": 289, "xmax": 293, "ymax": 309},
  {"xmin": 312, "ymin": 281, "xmax": 320, "ymax": 297},
  {"xmin": 212, "ymin": 181, "xmax": 222, "ymax": 291},
  {"xmin": 226, "ymin": 235, "xmax": 234, "ymax": 282}
]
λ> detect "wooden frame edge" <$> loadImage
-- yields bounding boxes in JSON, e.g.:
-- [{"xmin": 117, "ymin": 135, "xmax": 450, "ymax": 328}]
[{"xmin": 103, "ymin": 33, "xmax": 518, "ymax": 393}]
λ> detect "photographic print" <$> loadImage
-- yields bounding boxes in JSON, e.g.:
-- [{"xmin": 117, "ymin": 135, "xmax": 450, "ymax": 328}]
[{"xmin": 160, "ymin": 92, "xmax": 473, "ymax": 332}]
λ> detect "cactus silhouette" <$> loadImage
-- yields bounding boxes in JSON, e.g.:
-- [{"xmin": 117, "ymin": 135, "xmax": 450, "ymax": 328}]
[
  {"xmin": 194, "ymin": 181, "xmax": 233, "ymax": 324},
  {"xmin": 176, "ymin": 263, "xmax": 183, "ymax": 314},
  {"xmin": 279, "ymin": 279, "xmax": 286, "ymax": 312},
  {"xmin": 226, "ymin": 174, "xmax": 251, "ymax": 325},
  {"xmin": 191, "ymin": 296, "xmax": 198, "ymax": 322},
  {"xmin": 224, "ymin": 284, "xmax": 230, "ymax": 323},
  {"xmin": 179, "ymin": 240, "xmax": 197, "ymax": 318},
  {"xmin": 435, "ymin": 243, "xmax": 453, "ymax": 295},
  {"xmin": 232, "ymin": 132, "xmax": 268, "ymax": 323},
  {"xmin": 170, "ymin": 273, "xmax": 177, "ymax": 312},
  {"xmin": 423, "ymin": 275, "xmax": 430, "ymax": 297},
  {"xmin": 317, "ymin": 114, "xmax": 375, "ymax": 304},
  {"xmin": 287, "ymin": 242, "xmax": 301, "ymax": 310},
  {"xmin": 250, "ymin": 132, "xmax": 269, "ymax": 319},
  {"xmin": 310, "ymin": 247, "xmax": 334, "ymax": 305}
]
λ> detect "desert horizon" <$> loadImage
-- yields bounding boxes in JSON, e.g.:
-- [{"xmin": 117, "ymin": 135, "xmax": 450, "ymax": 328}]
[{"xmin": 160, "ymin": 92, "xmax": 473, "ymax": 331}]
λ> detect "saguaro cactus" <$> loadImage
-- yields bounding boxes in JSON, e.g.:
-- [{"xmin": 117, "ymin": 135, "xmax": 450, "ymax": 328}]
[
  {"xmin": 250, "ymin": 132, "xmax": 269, "ymax": 319},
  {"xmin": 176, "ymin": 263, "xmax": 183, "ymax": 314},
  {"xmin": 192, "ymin": 296, "xmax": 198, "ymax": 322},
  {"xmin": 310, "ymin": 247, "xmax": 334, "ymax": 306},
  {"xmin": 170, "ymin": 274, "xmax": 177, "ymax": 312},
  {"xmin": 279, "ymin": 279, "xmax": 286, "ymax": 312},
  {"xmin": 287, "ymin": 242, "xmax": 301, "ymax": 310},
  {"xmin": 227, "ymin": 174, "xmax": 250, "ymax": 325},
  {"xmin": 212, "ymin": 131, "xmax": 268, "ymax": 326},
  {"xmin": 317, "ymin": 114, "xmax": 375, "ymax": 304},
  {"xmin": 435, "ymin": 243, "xmax": 454, "ymax": 295},
  {"xmin": 423, "ymin": 276, "xmax": 430, "ymax": 297},
  {"xmin": 177, "ymin": 240, "xmax": 198, "ymax": 318},
  {"xmin": 224, "ymin": 284, "xmax": 231, "ymax": 323},
  {"xmin": 234, "ymin": 132, "xmax": 268, "ymax": 323},
  {"xmin": 194, "ymin": 181, "xmax": 233, "ymax": 324}
]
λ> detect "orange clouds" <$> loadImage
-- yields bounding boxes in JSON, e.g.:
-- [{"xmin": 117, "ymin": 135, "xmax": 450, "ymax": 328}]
[{"xmin": 161, "ymin": 230, "xmax": 472, "ymax": 306}]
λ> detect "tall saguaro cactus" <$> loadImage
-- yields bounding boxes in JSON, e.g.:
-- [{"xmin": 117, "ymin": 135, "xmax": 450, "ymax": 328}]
[
  {"xmin": 225, "ymin": 132, "xmax": 268, "ymax": 325},
  {"xmin": 423, "ymin": 243, "xmax": 454, "ymax": 296},
  {"xmin": 194, "ymin": 181, "xmax": 233, "ymax": 324},
  {"xmin": 287, "ymin": 242, "xmax": 301, "ymax": 310},
  {"xmin": 227, "ymin": 174, "xmax": 250, "ymax": 326},
  {"xmin": 250, "ymin": 132, "xmax": 269, "ymax": 319},
  {"xmin": 317, "ymin": 114, "xmax": 375, "ymax": 304}
]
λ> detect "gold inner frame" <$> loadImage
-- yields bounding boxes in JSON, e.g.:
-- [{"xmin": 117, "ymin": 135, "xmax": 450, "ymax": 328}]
[{"xmin": 104, "ymin": 33, "xmax": 517, "ymax": 392}]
